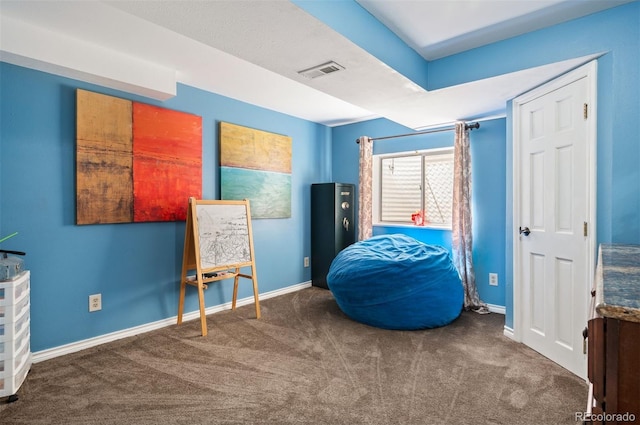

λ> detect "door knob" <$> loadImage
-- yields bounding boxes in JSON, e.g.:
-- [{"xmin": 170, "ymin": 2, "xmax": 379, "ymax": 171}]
[{"xmin": 519, "ymin": 226, "xmax": 531, "ymax": 236}]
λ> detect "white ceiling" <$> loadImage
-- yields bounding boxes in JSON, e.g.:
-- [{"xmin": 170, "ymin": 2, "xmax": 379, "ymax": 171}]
[
  {"xmin": 0, "ymin": 0, "xmax": 631, "ymax": 129},
  {"xmin": 358, "ymin": 0, "xmax": 632, "ymax": 60}
]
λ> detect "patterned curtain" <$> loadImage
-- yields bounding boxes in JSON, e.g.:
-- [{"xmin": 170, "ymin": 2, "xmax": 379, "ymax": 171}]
[
  {"xmin": 452, "ymin": 123, "xmax": 488, "ymax": 313},
  {"xmin": 358, "ymin": 136, "xmax": 373, "ymax": 241}
]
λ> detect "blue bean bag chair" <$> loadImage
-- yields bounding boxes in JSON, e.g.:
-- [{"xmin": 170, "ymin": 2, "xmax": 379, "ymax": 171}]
[{"xmin": 327, "ymin": 234, "xmax": 463, "ymax": 330}]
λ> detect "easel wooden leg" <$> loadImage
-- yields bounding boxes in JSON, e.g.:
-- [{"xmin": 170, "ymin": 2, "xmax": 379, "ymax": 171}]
[
  {"xmin": 197, "ymin": 281, "xmax": 208, "ymax": 337},
  {"xmin": 177, "ymin": 279, "xmax": 186, "ymax": 325},
  {"xmin": 232, "ymin": 267, "xmax": 240, "ymax": 311},
  {"xmin": 252, "ymin": 266, "xmax": 261, "ymax": 319}
]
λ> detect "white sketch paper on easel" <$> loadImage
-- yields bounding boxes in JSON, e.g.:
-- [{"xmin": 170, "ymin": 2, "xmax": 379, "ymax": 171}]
[{"xmin": 195, "ymin": 204, "xmax": 251, "ymax": 269}]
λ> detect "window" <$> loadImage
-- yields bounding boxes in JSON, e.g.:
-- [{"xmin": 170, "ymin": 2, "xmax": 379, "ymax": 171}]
[{"xmin": 374, "ymin": 148, "xmax": 454, "ymax": 228}]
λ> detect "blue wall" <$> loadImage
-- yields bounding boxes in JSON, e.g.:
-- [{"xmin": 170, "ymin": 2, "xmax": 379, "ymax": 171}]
[
  {"xmin": 429, "ymin": 2, "xmax": 640, "ymax": 247},
  {"xmin": 0, "ymin": 63, "xmax": 330, "ymax": 351},
  {"xmin": 331, "ymin": 118, "xmax": 507, "ymax": 308},
  {"xmin": 1, "ymin": 1, "xmax": 638, "ymax": 352},
  {"xmin": 330, "ymin": 2, "xmax": 640, "ymax": 328},
  {"xmin": 467, "ymin": 2, "xmax": 639, "ymax": 329}
]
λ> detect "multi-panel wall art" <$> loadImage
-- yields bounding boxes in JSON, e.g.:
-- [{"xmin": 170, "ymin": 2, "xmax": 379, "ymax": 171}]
[
  {"xmin": 76, "ymin": 89, "xmax": 202, "ymax": 224},
  {"xmin": 219, "ymin": 122, "xmax": 291, "ymax": 219}
]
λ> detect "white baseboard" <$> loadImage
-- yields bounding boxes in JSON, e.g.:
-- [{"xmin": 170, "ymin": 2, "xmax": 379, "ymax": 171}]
[
  {"xmin": 503, "ymin": 325, "xmax": 515, "ymax": 340},
  {"xmin": 486, "ymin": 303, "xmax": 506, "ymax": 315},
  {"xmin": 32, "ymin": 281, "xmax": 312, "ymax": 363}
]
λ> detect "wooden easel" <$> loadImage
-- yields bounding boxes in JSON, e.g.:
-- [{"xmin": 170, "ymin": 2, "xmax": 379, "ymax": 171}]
[{"xmin": 177, "ymin": 197, "xmax": 260, "ymax": 336}]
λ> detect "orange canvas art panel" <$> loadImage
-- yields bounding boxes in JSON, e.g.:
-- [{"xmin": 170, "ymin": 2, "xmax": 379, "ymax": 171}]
[
  {"xmin": 133, "ymin": 103, "xmax": 202, "ymax": 222},
  {"xmin": 76, "ymin": 90, "xmax": 202, "ymax": 224},
  {"xmin": 76, "ymin": 90, "xmax": 134, "ymax": 225}
]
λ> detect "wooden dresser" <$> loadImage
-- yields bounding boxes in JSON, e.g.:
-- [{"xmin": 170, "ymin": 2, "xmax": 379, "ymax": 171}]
[{"xmin": 587, "ymin": 244, "xmax": 640, "ymax": 424}]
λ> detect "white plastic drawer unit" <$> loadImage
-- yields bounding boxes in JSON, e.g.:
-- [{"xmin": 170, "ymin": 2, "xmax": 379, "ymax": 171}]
[
  {"xmin": 0, "ymin": 271, "xmax": 30, "ymax": 306},
  {"xmin": 0, "ymin": 290, "xmax": 29, "ymax": 321},
  {"xmin": 0, "ymin": 323, "xmax": 30, "ymax": 357},
  {"xmin": 0, "ymin": 310, "xmax": 29, "ymax": 338},
  {"xmin": 0, "ymin": 329, "xmax": 30, "ymax": 373},
  {"xmin": 0, "ymin": 271, "xmax": 31, "ymax": 399}
]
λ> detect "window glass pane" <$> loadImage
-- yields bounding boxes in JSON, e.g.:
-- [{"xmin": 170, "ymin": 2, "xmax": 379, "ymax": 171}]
[
  {"xmin": 423, "ymin": 154, "xmax": 453, "ymax": 226},
  {"xmin": 380, "ymin": 155, "xmax": 421, "ymax": 222}
]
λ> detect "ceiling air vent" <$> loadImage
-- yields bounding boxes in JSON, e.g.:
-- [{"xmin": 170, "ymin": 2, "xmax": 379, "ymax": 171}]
[{"xmin": 298, "ymin": 61, "xmax": 344, "ymax": 79}]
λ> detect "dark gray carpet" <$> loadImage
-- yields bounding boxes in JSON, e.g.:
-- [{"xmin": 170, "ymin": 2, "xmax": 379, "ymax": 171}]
[{"xmin": 1, "ymin": 287, "xmax": 587, "ymax": 424}]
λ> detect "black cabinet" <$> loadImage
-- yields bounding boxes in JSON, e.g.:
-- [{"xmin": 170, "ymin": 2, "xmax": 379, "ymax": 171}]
[{"xmin": 311, "ymin": 183, "xmax": 356, "ymax": 289}]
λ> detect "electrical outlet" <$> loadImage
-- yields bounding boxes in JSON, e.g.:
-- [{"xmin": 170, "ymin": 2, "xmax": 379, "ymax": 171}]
[
  {"xmin": 89, "ymin": 293, "xmax": 102, "ymax": 312},
  {"xmin": 304, "ymin": 256, "xmax": 310, "ymax": 268},
  {"xmin": 489, "ymin": 273, "xmax": 498, "ymax": 286}
]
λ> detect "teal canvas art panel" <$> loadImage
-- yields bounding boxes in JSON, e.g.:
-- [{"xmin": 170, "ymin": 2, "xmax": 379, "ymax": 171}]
[
  {"xmin": 219, "ymin": 122, "xmax": 292, "ymax": 219},
  {"xmin": 221, "ymin": 167, "xmax": 291, "ymax": 219}
]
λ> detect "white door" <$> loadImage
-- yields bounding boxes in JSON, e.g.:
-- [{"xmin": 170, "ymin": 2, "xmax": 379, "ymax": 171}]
[{"xmin": 513, "ymin": 62, "xmax": 596, "ymax": 379}]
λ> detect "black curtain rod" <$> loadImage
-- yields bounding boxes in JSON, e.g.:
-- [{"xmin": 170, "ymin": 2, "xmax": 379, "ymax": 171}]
[{"xmin": 356, "ymin": 122, "xmax": 479, "ymax": 143}]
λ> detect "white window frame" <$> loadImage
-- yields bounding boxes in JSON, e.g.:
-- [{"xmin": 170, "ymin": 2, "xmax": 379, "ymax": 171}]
[{"xmin": 373, "ymin": 147, "xmax": 454, "ymax": 230}]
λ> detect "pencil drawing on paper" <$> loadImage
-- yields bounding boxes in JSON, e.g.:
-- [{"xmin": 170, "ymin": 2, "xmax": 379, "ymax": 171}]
[{"xmin": 195, "ymin": 204, "xmax": 251, "ymax": 269}]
